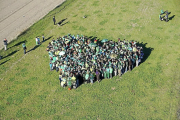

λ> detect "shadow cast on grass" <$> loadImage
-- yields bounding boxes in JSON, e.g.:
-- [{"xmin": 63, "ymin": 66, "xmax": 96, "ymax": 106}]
[
  {"xmin": 1, "ymin": 50, "xmax": 19, "ymax": 60},
  {"xmin": 169, "ymin": 15, "xmax": 175, "ymax": 20},
  {"xmin": 0, "ymin": 59, "xmax": 10, "ymax": 65},
  {"xmin": 60, "ymin": 21, "xmax": 69, "ymax": 26},
  {"xmin": 17, "ymin": 28, "xmax": 30, "ymax": 38},
  {"xmin": 42, "ymin": 36, "xmax": 53, "ymax": 43},
  {"xmin": 9, "ymin": 40, "xmax": 27, "ymax": 49},
  {"xmin": 57, "ymin": 18, "xmax": 67, "ymax": 26},
  {"xmin": 27, "ymin": 45, "xmax": 40, "ymax": 53}
]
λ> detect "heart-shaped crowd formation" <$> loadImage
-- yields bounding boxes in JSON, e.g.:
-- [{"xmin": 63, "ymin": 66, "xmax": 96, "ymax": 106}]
[{"xmin": 47, "ymin": 34, "xmax": 144, "ymax": 89}]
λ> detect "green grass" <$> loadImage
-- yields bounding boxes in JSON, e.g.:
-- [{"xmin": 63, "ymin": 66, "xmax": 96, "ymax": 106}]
[{"xmin": 0, "ymin": 0, "xmax": 180, "ymax": 119}]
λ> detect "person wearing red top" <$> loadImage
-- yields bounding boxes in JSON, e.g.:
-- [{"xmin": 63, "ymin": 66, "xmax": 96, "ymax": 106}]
[
  {"xmin": 94, "ymin": 39, "xmax": 97, "ymax": 44},
  {"xmin": 3, "ymin": 38, "xmax": 8, "ymax": 51}
]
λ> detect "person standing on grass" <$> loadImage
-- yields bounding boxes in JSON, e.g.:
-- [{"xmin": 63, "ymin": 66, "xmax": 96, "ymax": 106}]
[
  {"xmin": 114, "ymin": 67, "xmax": 117, "ymax": 76},
  {"xmin": 118, "ymin": 61, "xmax": 122, "ymax": 76},
  {"xmin": 128, "ymin": 57, "xmax": 132, "ymax": 71},
  {"xmin": 165, "ymin": 11, "xmax": 169, "ymax": 22},
  {"xmin": 37, "ymin": 37, "xmax": 40, "ymax": 45},
  {"xmin": 3, "ymin": 38, "xmax": 8, "ymax": 51},
  {"xmin": 53, "ymin": 16, "xmax": 56, "ymax": 25},
  {"xmin": 76, "ymin": 73, "xmax": 80, "ymax": 87},
  {"xmin": 96, "ymin": 69, "xmax": 100, "ymax": 83},
  {"xmin": 59, "ymin": 73, "xmax": 62, "ymax": 85},
  {"xmin": 22, "ymin": 43, "xmax": 27, "ymax": 54},
  {"xmin": 71, "ymin": 74, "xmax": 76, "ymax": 86},
  {"xmin": 90, "ymin": 72, "xmax": 94, "ymax": 84},
  {"xmin": 56, "ymin": 62, "xmax": 59, "ymax": 72},
  {"xmin": 109, "ymin": 66, "xmax": 113, "ymax": 78},
  {"xmin": 103, "ymin": 67, "xmax": 106, "ymax": 79},
  {"xmin": 161, "ymin": 9, "xmax": 164, "ymax": 15},
  {"xmin": 49, "ymin": 62, "xmax": 53, "ymax": 71},
  {"xmin": 106, "ymin": 67, "xmax": 110, "ymax": 79},
  {"xmin": 135, "ymin": 53, "xmax": 139, "ymax": 67},
  {"xmin": 36, "ymin": 37, "xmax": 38, "ymax": 45},
  {"xmin": 42, "ymin": 34, "xmax": 45, "ymax": 42},
  {"xmin": 159, "ymin": 14, "xmax": 163, "ymax": 21}
]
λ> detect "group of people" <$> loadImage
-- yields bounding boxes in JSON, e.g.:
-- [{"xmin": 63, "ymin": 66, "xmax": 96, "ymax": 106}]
[
  {"xmin": 159, "ymin": 9, "xmax": 169, "ymax": 22},
  {"xmin": 36, "ymin": 35, "xmax": 45, "ymax": 45},
  {"xmin": 47, "ymin": 34, "xmax": 144, "ymax": 89}
]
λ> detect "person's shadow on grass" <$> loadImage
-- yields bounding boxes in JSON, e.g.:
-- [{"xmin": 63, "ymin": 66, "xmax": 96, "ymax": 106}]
[
  {"xmin": 0, "ymin": 59, "xmax": 10, "ymax": 65},
  {"xmin": 57, "ymin": 18, "xmax": 68, "ymax": 26},
  {"xmin": 1, "ymin": 50, "xmax": 19, "ymax": 60},
  {"xmin": 9, "ymin": 40, "xmax": 27, "ymax": 49},
  {"xmin": 136, "ymin": 42, "xmax": 154, "ymax": 64},
  {"xmin": 42, "ymin": 36, "xmax": 53, "ymax": 43},
  {"xmin": 169, "ymin": 15, "xmax": 175, "ymax": 20},
  {"xmin": 27, "ymin": 45, "xmax": 40, "ymax": 53}
]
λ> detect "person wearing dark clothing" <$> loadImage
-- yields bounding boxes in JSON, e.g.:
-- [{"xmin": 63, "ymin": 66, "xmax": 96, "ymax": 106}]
[
  {"xmin": 59, "ymin": 73, "xmax": 62, "ymax": 85},
  {"xmin": 76, "ymin": 73, "xmax": 80, "ymax": 87},
  {"xmin": 96, "ymin": 70, "xmax": 100, "ymax": 82},
  {"xmin": 128, "ymin": 58, "xmax": 132, "ymax": 71},
  {"xmin": 165, "ymin": 12, "xmax": 168, "ymax": 22},
  {"xmin": 159, "ymin": 15, "xmax": 163, "ymax": 21},
  {"xmin": 22, "ymin": 43, "xmax": 27, "ymax": 54},
  {"xmin": 3, "ymin": 38, "xmax": 8, "ymax": 50},
  {"xmin": 53, "ymin": 16, "xmax": 56, "ymax": 25},
  {"xmin": 42, "ymin": 35, "xmax": 45, "ymax": 42}
]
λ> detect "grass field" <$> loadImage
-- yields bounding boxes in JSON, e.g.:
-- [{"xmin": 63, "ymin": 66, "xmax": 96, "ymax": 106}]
[{"xmin": 0, "ymin": 0, "xmax": 180, "ymax": 119}]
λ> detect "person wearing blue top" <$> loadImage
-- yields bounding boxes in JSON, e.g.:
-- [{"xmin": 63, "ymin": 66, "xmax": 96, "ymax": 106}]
[
  {"xmin": 37, "ymin": 37, "xmax": 40, "ymax": 45},
  {"xmin": 49, "ymin": 62, "xmax": 53, "ymax": 71},
  {"xmin": 22, "ymin": 43, "xmax": 27, "ymax": 54}
]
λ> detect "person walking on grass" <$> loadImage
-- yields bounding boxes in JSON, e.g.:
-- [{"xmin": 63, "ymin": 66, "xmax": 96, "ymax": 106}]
[
  {"xmin": 53, "ymin": 16, "xmax": 56, "ymax": 25},
  {"xmin": 22, "ymin": 43, "xmax": 27, "ymax": 54},
  {"xmin": 3, "ymin": 38, "xmax": 8, "ymax": 51}
]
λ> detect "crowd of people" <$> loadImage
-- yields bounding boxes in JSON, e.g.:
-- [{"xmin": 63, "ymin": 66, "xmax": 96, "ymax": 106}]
[{"xmin": 47, "ymin": 34, "xmax": 144, "ymax": 89}]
